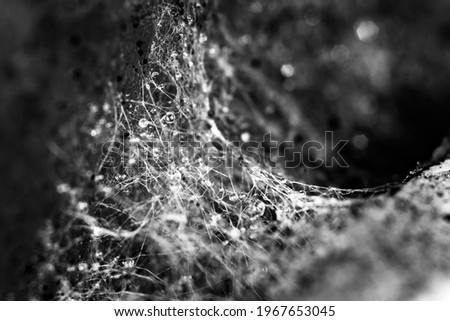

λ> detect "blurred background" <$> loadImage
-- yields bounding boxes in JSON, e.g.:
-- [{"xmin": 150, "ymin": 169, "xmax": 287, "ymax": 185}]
[
  {"xmin": 0, "ymin": 0, "xmax": 125, "ymax": 299},
  {"xmin": 210, "ymin": 0, "xmax": 450, "ymax": 188}
]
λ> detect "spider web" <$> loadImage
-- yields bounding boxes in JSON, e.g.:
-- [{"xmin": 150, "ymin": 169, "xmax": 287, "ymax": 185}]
[{"xmin": 43, "ymin": 1, "xmax": 404, "ymax": 300}]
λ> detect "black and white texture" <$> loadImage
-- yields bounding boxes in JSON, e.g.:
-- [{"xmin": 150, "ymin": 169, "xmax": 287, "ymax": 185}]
[{"xmin": 1, "ymin": 0, "xmax": 450, "ymax": 300}]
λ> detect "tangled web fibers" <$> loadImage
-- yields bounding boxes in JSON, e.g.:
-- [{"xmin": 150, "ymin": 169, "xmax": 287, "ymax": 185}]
[{"xmin": 38, "ymin": 1, "xmax": 450, "ymax": 300}]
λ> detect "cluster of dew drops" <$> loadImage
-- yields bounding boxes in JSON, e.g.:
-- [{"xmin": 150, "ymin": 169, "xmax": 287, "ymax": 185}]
[{"xmin": 138, "ymin": 111, "xmax": 176, "ymax": 129}]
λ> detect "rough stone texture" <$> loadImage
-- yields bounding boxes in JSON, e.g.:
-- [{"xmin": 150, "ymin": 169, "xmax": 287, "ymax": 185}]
[{"xmin": 277, "ymin": 160, "xmax": 450, "ymax": 300}]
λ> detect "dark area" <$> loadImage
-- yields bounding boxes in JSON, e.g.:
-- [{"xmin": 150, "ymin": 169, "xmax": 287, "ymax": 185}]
[
  {"xmin": 213, "ymin": 0, "xmax": 450, "ymax": 188},
  {"xmin": 0, "ymin": 0, "xmax": 125, "ymax": 299}
]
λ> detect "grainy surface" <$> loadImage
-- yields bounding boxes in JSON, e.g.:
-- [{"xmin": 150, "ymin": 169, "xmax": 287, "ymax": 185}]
[{"xmin": 278, "ymin": 160, "xmax": 450, "ymax": 300}]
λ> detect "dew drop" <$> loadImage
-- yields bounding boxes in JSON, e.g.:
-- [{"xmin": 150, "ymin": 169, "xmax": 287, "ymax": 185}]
[
  {"xmin": 228, "ymin": 228, "xmax": 241, "ymax": 240},
  {"xmin": 138, "ymin": 118, "xmax": 150, "ymax": 128},
  {"xmin": 241, "ymin": 132, "xmax": 251, "ymax": 142},
  {"xmin": 164, "ymin": 112, "xmax": 176, "ymax": 124},
  {"xmin": 280, "ymin": 64, "xmax": 295, "ymax": 78},
  {"xmin": 355, "ymin": 20, "xmax": 379, "ymax": 42},
  {"xmin": 56, "ymin": 183, "xmax": 71, "ymax": 194},
  {"xmin": 122, "ymin": 259, "xmax": 135, "ymax": 269},
  {"xmin": 78, "ymin": 262, "xmax": 89, "ymax": 272},
  {"xmin": 352, "ymin": 134, "xmax": 369, "ymax": 150}
]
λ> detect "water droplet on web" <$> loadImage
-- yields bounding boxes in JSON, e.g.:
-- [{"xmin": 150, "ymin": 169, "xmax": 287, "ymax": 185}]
[
  {"xmin": 78, "ymin": 262, "xmax": 89, "ymax": 272},
  {"xmin": 56, "ymin": 183, "xmax": 71, "ymax": 194},
  {"xmin": 241, "ymin": 132, "xmax": 251, "ymax": 142},
  {"xmin": 140, "ymin": 132, "xmax": 153, "ymax": 140},
  {"xmin": 256, "ymin": 202, "xmax": 265, "ymax": 213},
  {"xmin": 199, "ymin": 33, "xmax": 208, "ymax": 44},
  {"xmin": 103, "ymin": 103, "xmax": 111, "ymax": 113},
  {"xmin": 280, "ymin": 64, "xmax": 295, "ymax": 78},
  {"xmin": 228, "ymin": 228, "xmax": 241, "ymax": 240},
  {"xmin": 152, "ymin": 148, "xmax": 161, "ymax": 159},
  {"xmin": 89, "ymin": 104, "xmax": 99, "ymax": 113},
  {"xmin": 238, "ymin": 34, "xmax": 251, "ymax": 45},
  {"xmin": 352, "ymin": 134, "xmax": 369, "ymax": 150},
  {"xmin": 130, "ymin": 137, "xmax": 140, "ymax": 144},
  {"xmin": 355, "ymin": 20, "xmax": 379, "ymax": 42},
  {"xmin": 123, "ymin": 259, "xmax": 135, "ymax": 269},
  {"xmin": 138, "ymin": 118, "xmax": 150, "ymax": 128},
  {"xmin": 163, "ymin": 112, "xmax": 176, "ymax": 124},
  {"xmin": 208, "ymin": 46, "xmax": 218, "ymax": 58},
  {"xmin": 76, "ymin": 201, "xmax": 88, "ymax": 212},
  {"xmin": 92, "ymin": 227, "xmax": 103, "ymax": 237}
]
